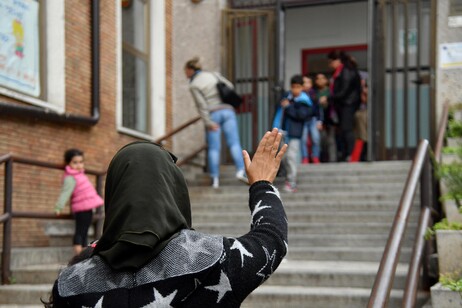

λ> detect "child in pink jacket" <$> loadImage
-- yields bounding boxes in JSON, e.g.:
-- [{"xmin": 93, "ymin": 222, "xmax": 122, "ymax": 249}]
[{"xmin": 55, "ymin": 149, "xmax": 103, "ymax": 255}]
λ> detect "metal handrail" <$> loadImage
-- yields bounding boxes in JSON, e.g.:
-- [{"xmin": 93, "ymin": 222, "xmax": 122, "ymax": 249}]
[
  {"xmin": 368, "ymin": 102, "xmax": 450, "ymax": 307},
  {"xmin": 1, "ymin": 116, "xmax": 207, "ymax": 284}
]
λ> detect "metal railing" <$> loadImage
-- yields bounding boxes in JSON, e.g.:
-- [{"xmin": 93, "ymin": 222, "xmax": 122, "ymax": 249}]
[
  {"xmin": 0, "ymin": 154, "xmax": 105, "ymax": 285},
  {"xmin": 368, "ymin": 103, "xmax": 449, "ymax": 307},
  {"xmin": 1, "ymin": 116, "xmax": 206, "ymax": 284}
]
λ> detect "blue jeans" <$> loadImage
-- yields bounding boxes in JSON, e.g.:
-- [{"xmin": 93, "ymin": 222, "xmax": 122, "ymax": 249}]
[
  {"xmin": 207, "ymin": 109, "xmax": 245, "ymax": 178},
  {"xmin": 301, "ymin": 118, "xmax": 320, "ymax": 159}
]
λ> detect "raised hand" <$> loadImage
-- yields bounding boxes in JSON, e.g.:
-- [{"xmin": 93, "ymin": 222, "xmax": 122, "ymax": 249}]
[{"xmin": 242, "ymin": 128, "xmax": 288, "ymax": 185}]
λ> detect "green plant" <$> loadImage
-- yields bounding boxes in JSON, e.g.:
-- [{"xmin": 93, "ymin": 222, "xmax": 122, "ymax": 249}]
[
  {"xmin": 447, "ymin": 119, "xmax": 462, "ymax": 138},
  {"xmin": 437, "ymin": 162, "xmax": 462, "ymax": 209},
  {"xmin": 440, "ymin": 273, "xmax": 462, "ymax": 293},
  {"xmin": 425, "ymin": 219, "xmax": 462, "ymax": 240}
]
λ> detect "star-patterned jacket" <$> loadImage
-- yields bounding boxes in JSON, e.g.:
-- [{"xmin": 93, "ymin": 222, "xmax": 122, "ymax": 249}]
[{"xmin": 51, "ymin": 181, "xmax": 288, "ymax": 307}]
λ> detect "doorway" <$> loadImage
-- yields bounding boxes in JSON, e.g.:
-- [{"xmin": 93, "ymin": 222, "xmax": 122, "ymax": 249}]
[{"xmin": 222, "ymin": 9, "xmax": 276, "ymax": 153}]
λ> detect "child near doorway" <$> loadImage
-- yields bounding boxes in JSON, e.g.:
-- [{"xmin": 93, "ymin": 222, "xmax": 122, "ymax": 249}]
[
  {"xmin": 54, "ymin": 149, "xmax": 103, "ymax": 256},
  {"xmin": 279, "ymin": 75, "xmax": 313, "ymax": 192},
  {"xmin": 301, "ymin": 75, "xmax": 322, "ymax": 164}
]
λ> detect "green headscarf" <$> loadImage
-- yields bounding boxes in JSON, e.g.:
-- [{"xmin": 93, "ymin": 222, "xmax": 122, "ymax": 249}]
[{"xmin": 93, "ymin": 142, "xmax": 192, "ymax": 271}]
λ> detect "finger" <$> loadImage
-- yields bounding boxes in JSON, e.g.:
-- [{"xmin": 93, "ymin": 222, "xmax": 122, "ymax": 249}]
[
  {"xmin": 257, "ymin": 131, "xmax": 271, "ymax": 155},
  {"xmin": 272, "ymin": 132, "xmax": 283, "ymax": 152},
  {"xmin": 275, "ymin": 143, "xmax": 288, "ymax": 164},
  {"xmin": 242, "ymin": 150, "xmax": 251, "ymax": 171},
  {"xmin": 265, "ymin": 128, "xmax": 278, "ymax": 152}
]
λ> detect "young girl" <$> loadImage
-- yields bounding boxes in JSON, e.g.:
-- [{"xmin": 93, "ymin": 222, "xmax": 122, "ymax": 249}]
[{"xmin": 55, "ymin": 149, "xmax": 103, "ymax": 256}]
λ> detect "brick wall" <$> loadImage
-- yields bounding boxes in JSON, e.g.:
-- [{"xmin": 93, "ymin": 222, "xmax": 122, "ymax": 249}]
[{"xmin": 0, "ymin": 0, "xmax": 173, "ymax": 247}]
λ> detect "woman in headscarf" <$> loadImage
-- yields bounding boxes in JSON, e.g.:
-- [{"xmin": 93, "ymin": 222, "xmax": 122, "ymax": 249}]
[{"xmin": 48, "ymin": 128, "xmax": 288, "ymax": 307}]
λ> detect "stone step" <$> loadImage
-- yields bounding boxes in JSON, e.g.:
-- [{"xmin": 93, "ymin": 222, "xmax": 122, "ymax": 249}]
[
  {"xmin": 189, "ymin": 191, "xmax": 407, "ymax": 202},
  {"xmin": 288, "ymin": 233, "xmax": 415, "ymax": 247},
  {"xmin": 192, "ymin": 210, "xmax": 419, "ymax": 224},
  {"xmin": 0, "ymin": 284, "xmax": 52, "ymax": 306},
  {"xmin": 191, "ymin": 200, "xmax": 419, "ymax": 212},
  {"xmin": 190, "ymin": 174, "xmax": 410, "ymax": 186},
  {"xmin": 9, "ymin": 264, "xmax": 62, "ymax": 285},
  {"xmin": 286, "ymin": 246, "xmax": 413, "ymax": 263},
  {"xmin": 265, "ymin": 260, "xmax": 409, "ymax": 289},
  {"xmin": 192, "ymin": 222, "xmax": 417, "ymax": 237},
  {"xmin": 0, "ymin": 247, "xmax": 73, "ymax": 268},
  {"xmin": 241, "ymin": 286, "xmax": 429, "ymax": 308}
]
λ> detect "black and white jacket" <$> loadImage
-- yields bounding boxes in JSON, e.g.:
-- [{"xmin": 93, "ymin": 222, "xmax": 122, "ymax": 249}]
[{"xmin": 52, "ymin": 181, "xmax": 288, "ymax": 307}]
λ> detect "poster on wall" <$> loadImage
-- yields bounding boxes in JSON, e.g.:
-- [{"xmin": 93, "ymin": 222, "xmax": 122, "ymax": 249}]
[
  {"xmin": 0, "ymin": 0, "xmax": 40, "ymax": 97},
  {"xmin": 440, "ymin": 42, "xmax": 462, "ymax": 69}
]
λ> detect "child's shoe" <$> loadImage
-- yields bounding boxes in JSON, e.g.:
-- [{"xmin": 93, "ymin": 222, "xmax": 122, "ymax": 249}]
[
  {"xmin": 283, "ymin": 182, "xmax": 297, "ymax": 193},
  {"xmin": 236, "ymin": 170, "xmax": 249, "ymax": 184},
  {"xmin": 312, "ymin": 157, "xmax": 320, "ymax": 164},
  {"xmin": 302, "ymin": 157, "xmax": 309, "ymax": 164}
]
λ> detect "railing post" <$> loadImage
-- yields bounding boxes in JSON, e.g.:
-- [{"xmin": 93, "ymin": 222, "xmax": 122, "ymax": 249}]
[
  {"xmin": 2, "ymin": 158, "xmax": 13, "ymax": 284},
  {"xmin": 94, "ymin": 174, "xmax": 104, "ymax": 239},
  {"xmin": 420, "ymin": 154, "xmax": 432, "ymax": 291}
]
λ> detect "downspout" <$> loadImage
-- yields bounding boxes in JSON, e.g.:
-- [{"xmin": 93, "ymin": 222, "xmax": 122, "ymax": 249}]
[{"xmin": 0, "ymin": 0, "xmax": 100, "ymax": 126}]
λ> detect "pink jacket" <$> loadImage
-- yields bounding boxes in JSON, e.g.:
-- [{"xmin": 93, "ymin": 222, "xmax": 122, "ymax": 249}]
[{"xmin": 64, "ymin": 166, "xmax": 103, "ymax": 213}]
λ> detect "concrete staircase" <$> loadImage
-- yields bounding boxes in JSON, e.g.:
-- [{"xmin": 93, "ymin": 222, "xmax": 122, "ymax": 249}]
[
  {"xmin": 188, "ymin": 161, "xmax": 429, "ymax": 307},
  {"xmin": 0, "ymin": 160, "xmax": 430, "ymax": 307}
]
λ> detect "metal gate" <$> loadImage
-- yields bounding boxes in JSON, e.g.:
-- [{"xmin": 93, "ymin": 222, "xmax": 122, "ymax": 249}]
[
  {"xmin": 222, "ymin": 9, "xmax": 276, "ymax": 153},
  {"xmin": 370, "ymin": 0, "xmax": 436, "ymax": 160}
]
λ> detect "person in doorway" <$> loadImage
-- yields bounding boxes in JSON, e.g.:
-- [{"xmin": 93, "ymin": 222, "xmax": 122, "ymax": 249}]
[
  {"xmin": 324, "ymin": 50, "xmax": 361, "ymax": 162},
  {"xmin": 54, "ymin": 149, "xmax": 104, "ymax": 256},
  {"xmin": 46, "ymin": 128, "xmax": 288, "ymax": 307},
  {"xmin": 301, "ymin": 75, "xmax": 322, "ymax": 164},
  {"xmin": 352, "ymin": 76, "xmax": 368, "ymax": 162},
  {"xmin": 279, "ymin": 75, "xmax": 313, "ymax": 192},
  {"xmin": 185, "ymin": 57, "xmax": 247, "ymax": 188},
  {"xmin": 315, "ymin": 73, "xmax": 338, "ymax": 162}
]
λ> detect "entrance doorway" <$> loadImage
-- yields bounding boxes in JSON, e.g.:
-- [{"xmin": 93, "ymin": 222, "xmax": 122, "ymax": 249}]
[{"xmin": 222, "ymin": 9, "xmax": 276, "ymax": 153}]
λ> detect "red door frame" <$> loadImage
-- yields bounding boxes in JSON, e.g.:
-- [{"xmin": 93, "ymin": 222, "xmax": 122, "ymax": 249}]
[{"xmin": 301, "ymin": 44, "xmax": 368, "ymax": 76}]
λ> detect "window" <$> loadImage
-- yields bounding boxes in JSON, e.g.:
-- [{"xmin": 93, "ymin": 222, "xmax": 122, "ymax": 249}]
[
  {"xmin": 122, "ymin": 0, "xmax": 150, "ymax": 134},
  {"xmin": 0, "ymin": 0, "xmax": 65, "ymax": 112},
  {"xmin": 0, "ymin": 0, "xmax": 41, "ymax": 97},
  {"xmin": 118, "ymin": 0, "xmax": 166, "ymax": 139}
]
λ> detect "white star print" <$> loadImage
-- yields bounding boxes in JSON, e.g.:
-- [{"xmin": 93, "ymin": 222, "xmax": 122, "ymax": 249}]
[
  {"xmin": 205, "ymin": 270, "xmax": 232, "ymax": 303},
  {"xmin": 230, "ymin": 239, "xmax": 254, "ymax": 267},
  {"xmin": 179, "ymin": 232, "xmax": 213, "ymax": 262},
  {"xmin": 284, "ymin": 241, "xmax": 289, "ymax": 253},
  {"xmin": 251, "ymin": 200, "xmax": 271, "ymax": 221},
  {"xmin": 94, "ymin": 296, "xmax": 103, "ymax": 308},
  {"xmin": 141, "ymin": 288, "xmax": 177, "ymax": 308},
  {"xmin": 256, "ymin": 246, "xmax": 277, "ymax": 284},
  {"xmin": 65, "ymin": 258, "xmax": 97, "ymax": 286},
  {"xmin": 266, "ymin": 184, "xmax": 281, "ymax": 199}
]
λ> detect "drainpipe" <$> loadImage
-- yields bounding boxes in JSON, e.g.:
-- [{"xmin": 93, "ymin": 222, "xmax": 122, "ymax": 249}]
[
  {"xmin": 0, "ymin": 0, "xmax": 100, "ymax": 126},
  {"xmin": 274, "ymin": 0, "xmax": 285, "ymax": 98}
]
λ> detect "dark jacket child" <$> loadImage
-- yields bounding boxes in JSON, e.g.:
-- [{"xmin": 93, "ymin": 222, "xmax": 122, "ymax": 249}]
[{"xmin": 275, "ymin": 75, "xmax": 313, "ymax": 192}]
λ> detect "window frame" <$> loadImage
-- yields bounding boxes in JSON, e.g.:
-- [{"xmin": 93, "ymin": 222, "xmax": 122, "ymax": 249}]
[
  {"xmin": 0, "ymin": 0, "xmax": 66, "ymax": 113},
  {"xmin": 117, "ymin": 0, "xmax": 166, "ymax": 140}
]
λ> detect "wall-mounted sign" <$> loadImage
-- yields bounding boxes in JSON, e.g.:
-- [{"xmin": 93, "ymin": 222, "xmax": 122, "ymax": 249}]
[
  {"xmin": 0, "ymin": 0, "xmax": 40, "ymax": 97},
  {"xmin": 440, "ymin": 42, "xmax": 462, "ymax": 69},
  {"xmin": 449, "ymin": 0, "xmax": 462, "ymax": 27}
]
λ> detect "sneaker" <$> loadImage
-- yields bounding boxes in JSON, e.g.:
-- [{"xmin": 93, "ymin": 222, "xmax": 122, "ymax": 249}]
[
  {"xmin": 236, "ymin": 170, "xmax": 249, "ymax": 184},
  {"xmin": 283, "ymin": 182, "xmax": 297, "ymax": 193},
  {"xmin": 312, "ymin": 157, "xmax": 320, "ymax": 164},
  {"xmin": 302, "ymin": 157, "xmax": 309, "ymax": 164},
  {"xmin": 212, "ymin": 177, "xmax": 219, "ymax": 189}
]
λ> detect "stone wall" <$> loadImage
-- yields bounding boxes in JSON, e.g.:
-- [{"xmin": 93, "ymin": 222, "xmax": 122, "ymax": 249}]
[
  {"xmin": 436, "ymin": 1, "xmax": 462, "ymax": 117},
  {"xmin": 171, "ymin": 0, "xmax": 227, "ymax": 157}
]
